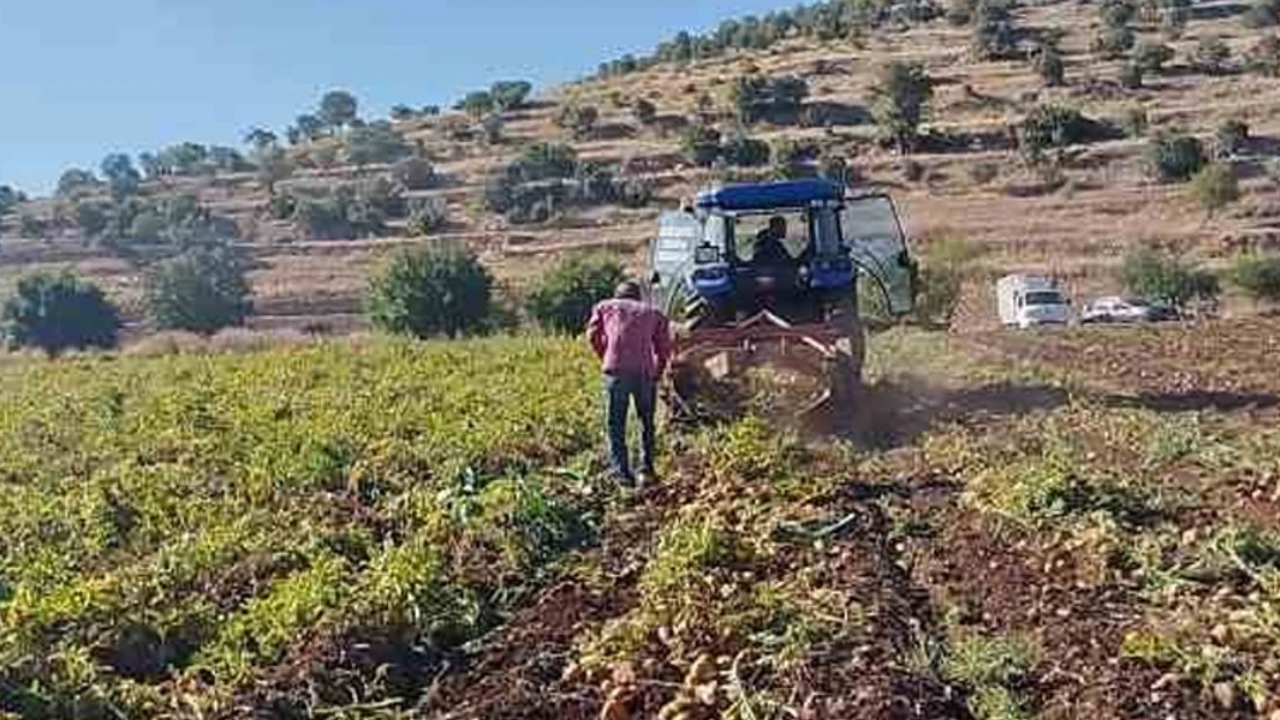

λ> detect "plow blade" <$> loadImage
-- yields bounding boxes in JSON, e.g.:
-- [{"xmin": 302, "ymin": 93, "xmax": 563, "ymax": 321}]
[{"xmin": 666, "ymin": 311, "xmax": 859, "ymax": 427}]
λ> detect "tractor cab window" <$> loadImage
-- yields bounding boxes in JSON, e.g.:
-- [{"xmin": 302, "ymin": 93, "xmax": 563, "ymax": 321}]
[
  {"xmin": 733, "ymin": 211, "xmax": 809, "ymax": 264},
  {"xmin": 841, "ymin": 194, "xmax": 916, "ymax": 315}
]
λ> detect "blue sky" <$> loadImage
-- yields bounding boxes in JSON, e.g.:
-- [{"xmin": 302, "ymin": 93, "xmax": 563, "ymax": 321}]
[{"xmin": 0, "ymin": 0, "xmax": 793, "ymax": 195}]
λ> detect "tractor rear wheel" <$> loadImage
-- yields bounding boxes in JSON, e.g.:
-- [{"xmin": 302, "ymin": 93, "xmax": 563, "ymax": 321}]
[{"xmin": 827, "ymin": 294, "xmax": 866, "ymax": 427}]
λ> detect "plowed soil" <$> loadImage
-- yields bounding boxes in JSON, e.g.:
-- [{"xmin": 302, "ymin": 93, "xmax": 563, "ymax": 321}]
[{"xmin": 413, "ymin": 320, "xmax": 1280, "ymax": 720}]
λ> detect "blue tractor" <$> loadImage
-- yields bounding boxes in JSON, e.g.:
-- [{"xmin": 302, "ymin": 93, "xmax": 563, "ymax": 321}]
[{"xmin": 649, "ymin": 179, "xmax": 917, "ymax": 424}]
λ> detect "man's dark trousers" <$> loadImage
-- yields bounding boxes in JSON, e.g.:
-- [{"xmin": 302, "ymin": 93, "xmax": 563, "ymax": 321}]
[{"xmin": 604, "ymin": 371, "xmax": 657, "ymax": 480}]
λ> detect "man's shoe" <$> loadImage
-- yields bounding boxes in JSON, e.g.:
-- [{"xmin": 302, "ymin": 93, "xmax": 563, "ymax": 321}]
[{"xmin": 637, "ymin": 469, "xmax": 658, "ymax": 488}]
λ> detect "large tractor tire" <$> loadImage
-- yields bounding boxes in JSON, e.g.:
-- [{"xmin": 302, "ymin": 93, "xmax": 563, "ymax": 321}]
[{"xmin": 827, "ymin": 293, "xmax": 866, "ymax": 429}]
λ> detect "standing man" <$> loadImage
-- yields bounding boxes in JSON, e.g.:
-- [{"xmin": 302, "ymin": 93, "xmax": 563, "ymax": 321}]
[{"xmin": 587, "ymin": 280, "xmax": 672, "ymax": 486}]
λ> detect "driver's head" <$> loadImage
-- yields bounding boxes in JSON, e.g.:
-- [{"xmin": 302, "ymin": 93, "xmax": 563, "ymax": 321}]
[{"xmin": 768, "ymin": 216, "xmax": 787, "ymax": 238}]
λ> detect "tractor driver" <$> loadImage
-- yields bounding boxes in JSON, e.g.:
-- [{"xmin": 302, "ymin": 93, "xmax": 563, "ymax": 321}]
[{"xmin": 751, "ymin": 216, "xmax": 791, "ymax": 266}]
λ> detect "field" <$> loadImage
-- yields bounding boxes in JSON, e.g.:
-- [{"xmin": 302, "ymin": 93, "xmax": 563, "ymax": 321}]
[{"xmin": 3, "ymin": 317, "xmax": 1280, "ymax": 719}]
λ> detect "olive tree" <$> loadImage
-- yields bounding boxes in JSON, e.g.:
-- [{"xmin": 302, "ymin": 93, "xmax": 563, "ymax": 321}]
[
  {"xmin": 57, "ymin": 168, "xmax": 100, "ymax": 198},
  {"xmin": 253, "ymin": 146, "xmax": 295, "ymax": 194},
  {"xmin": 345, "ymin": 121, "xmax": 410, "ymax": 167},
  {"xmin": 490, "ymin": 80, "xmax": 533, "ymax": 110},
  {"xmin": 1232, "ymin": 254, "xmax": 1280, "ymax": 304},
  {"xmin": 872, "ymin": 62, "xmax": 933, "ymax": 153},
  {"xmin": 319, "ymin": 90, "xmax": 360, "ymax": 130},
  {"xmin": 243, "ymin": 127, "xmax": 278, "ymax": 150},
  {"xmin": 1122, "ymin": 248, "xmax": 1219, "ymax": 307},
  {"xmin": 456, "ymin": 91, "xmax": 495, "ymax": 119},
  {"xmin": 367, "ymin": 244, "xmax": 493, "ymax": 338},
  {"xmin": 0, "ymin": 185, "xmax": 20, "ymax": 215},
  {"xmin": 2, "ymin": 273, "xmax": 120, "ymax": 355},
  {"xmin": 1190, "ymin": 163, "xmax": 1240, "ymax": 216},
  {"xmin": 526, "ymin": 255, "xmax": 625, "ymax": 333},
  {"xmin": 145, "ymin": 244, "xmax": 253, "ymax": 334}
]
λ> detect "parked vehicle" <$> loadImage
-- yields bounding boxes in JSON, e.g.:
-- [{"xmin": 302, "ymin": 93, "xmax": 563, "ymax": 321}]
[
  {"xmin": 1080, "ymin": 296, "xmax": 1181, "ymax": 324},
  {"xmin": 996, "ymin": 274, "xmax": 1070, "ymax": 328}
]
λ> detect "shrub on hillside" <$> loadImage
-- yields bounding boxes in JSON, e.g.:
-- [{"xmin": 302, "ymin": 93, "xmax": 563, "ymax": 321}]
[
  {"xmin": 1101, "ymin": 0, "xmax": 1136, "ymax": 28},
  {"xmin": 145, "ymin": 244, "xmax": 253, "ymax": 334},
  {"xmin": 1133, "ymin": 42, "xmax": 1175, "ymax": 73},
  {"xmin": 1, "ymin": 273, "xmax": 120, "ymax": 355},
  {"xmin": 101, "ymin": 154, "xmax": 141, "ymax": 200},
  {"xmin": 1146, "ymin": 134, "xmax": 1206, "ymax": 183},
  {"xmin": 526, "ymin": 256, "xmax": 625, "ymax": 334},
  {"xmin": 75, "ymin": 201, "xmax": 112, "ymax": 239},
  {"xmin": 19, "ymin": 215, "xmax": 48, "ymax": 239},
  {"xmin": 56, "ymin": 169, "xmax": 100, "ymax": 198},
  {"xmin": 1214, "ymin": 119, "xmax": 1249, "ymax": 158},
  {"xmin": 287, "ymin": 182, "xmax": 399, "ymax": 240},
  {"xmin": 267, "ymin": 193, "xmax": 297, "ymax": 221},
  {"xmin": 456, "ymin": 91, "xmax": 495, "ymax": 118},
  {"xmin": 915, "ymin": 237, "xmax": 980, "ymax": 328},
  {"xmin": 721, "ymin": 134, "xmax": 771, "ymax": 167},
  {"xmin": 73, "ymin": 193, "xmax": 234, "ymax": 248},
  {"xmin": 1191, "ymin": 37, "xmax": 1233, "ymax": 75},
  {"xmin": 356, "ymin": 177, "xmax": 407, "ymax": 218},
  {"xmin": 1122, "ymin": 106, "xmax": 1150, "ymax": 137},
  {"xmin": 1231, "ymin": 254, "xmax": 1280, "ymax": 304},
  {"xmin": 490, "ymin": 80, "xmax": 533, "ymax": 111},
  {"xmin": 512, "ymin": 143, "xmax": 580, "ymax": 181},
  {"xmin": 555, "ymin": 104, "xmax": 599, "ymax": 139},
  {"xmin": 1161, "ymin": 1, "xmax": 1190, "ymax": 37},
  {"xmin": 1190, "ymin": 163, "xmax": 1240, "ymax": 216},
  {"xmin": 345, "ymin": 121, "xmax": 410, "ymax": 167},
  {"xmin": 820, "ymin": 155, "xmax": 858, "ymax": 186},
  {"xmin": 253, "ymin": 146, "xmax": 294, "ymax": 194},
  {"xmin": 1033, "ymin": 46, "xmax": 1066, "ymax": 86},
  {"xmin": 368, "ymin": 244, "xmax": 493, "ymax": 338},
  {"xmin": 1243, "ymin": 0, "xmax": 1280, "ymax": 28},
  {"xmin": 872, "ymin": 62, "xmax": 933, "ymax": 153},
  {"xmin": 0, "ymin": 185, "xmax": 21, "ymax": 216},
  {"xmin": 1092, "ymin": 26, "xmax": 1136, "ymax": 59},
  {"xmin": 681, "ymin": 123, "xmax": 723, "ymax": 167},
  {"xmin": 407, "ymin": 197, "xmax": 449, "ymax": 236},
  {"xmin": 129, "ymin": 211, "xmax": 167, "ymax": 244},
  {"xmin": 615, "ymin": 176, "xmax": 655, "ymax": 208},
  {"xmin": 1246, "ymin": 34, "xmax": 1280, "ymax": 75},
  {"xmin": 1122, "ymin": 248, "xmax": 1219, "ymax": 307},
  {"xmin": 319, "ymin": 90, "xmax": 360, "ymax": 130},
  {"xmin": 1120, "ymin": 62, "xmax": 1145, "ymax": 89},
  {"xmin": 633, "ymin": 98, "xmax": 658, "ymax": 125},
  {"xmin": 1016, "ymin": 105, "xmax": 1110, "ymax": 165},
  {"xmin": 947, "ymin": 0, "xmax": 977, "ymax": 25},
  {"xmin": 729, "ymin": 74, "xmax": 810, "ymax": 125},
  {"xmin": 483, "ymin": 144, "xmax": 646, "ymax": 222},
  {"xmin": 480, "ymin": 113, "xmax": 505, "ymax": 145},
  {"xmin": 970, "ymin": 0, "xmax": 1019, "ymax": 60},
  {"xmin": 391, "ymin": 157, "xmax": 437, "ymax": 191},
  {"xmin": 772, "ymin": 138, "xmax": 819, "ymax": 180}
]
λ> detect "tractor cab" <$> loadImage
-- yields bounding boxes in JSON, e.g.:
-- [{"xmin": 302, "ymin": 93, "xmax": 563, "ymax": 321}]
[
  {"xmin": 648, "ymin": 179, "xmax": 918, "ymax": 427},
  {"xmin": 651, "ymin": 179, "xmax": 916, "ymax": 322}
]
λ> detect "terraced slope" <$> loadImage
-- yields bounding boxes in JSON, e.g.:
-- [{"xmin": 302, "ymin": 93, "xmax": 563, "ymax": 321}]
[{"xmin": 3, "ymin": 0, "xmax": 1280, "ymax": 334}]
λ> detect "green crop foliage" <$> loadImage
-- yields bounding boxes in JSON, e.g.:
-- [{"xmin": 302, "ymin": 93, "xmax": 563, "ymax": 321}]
[{"xmin": 0, "ymin": 337, "xmax": 603, "ymax": 716}]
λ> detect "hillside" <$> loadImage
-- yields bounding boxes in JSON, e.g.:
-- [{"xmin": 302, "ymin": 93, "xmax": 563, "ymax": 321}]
[{"xmin": 3, "ymin": 0, "xmax": 1280, "ymax": 336}]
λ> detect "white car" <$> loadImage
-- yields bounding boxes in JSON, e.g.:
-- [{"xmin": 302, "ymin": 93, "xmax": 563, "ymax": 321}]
[{"xmin": 1080, "ymin": 296, "xmax": 1179, "ymax": 324}]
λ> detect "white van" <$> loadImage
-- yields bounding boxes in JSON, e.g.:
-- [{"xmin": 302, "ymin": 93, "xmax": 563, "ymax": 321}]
[{"xmin": 996, "ymin": 274, "xmax": 1070, "ymax": 328}]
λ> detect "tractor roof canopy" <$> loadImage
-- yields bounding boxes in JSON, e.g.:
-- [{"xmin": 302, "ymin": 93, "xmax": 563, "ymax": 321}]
[{"xmin": 695, "ymin": 179, "xmax": 843, "ymax": 213}]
